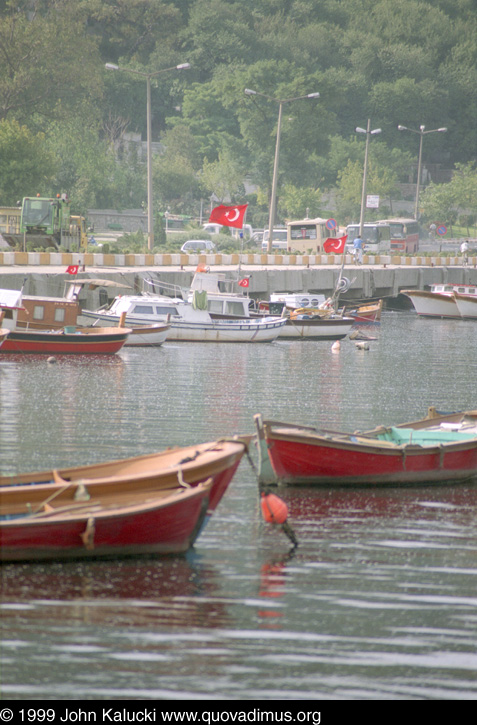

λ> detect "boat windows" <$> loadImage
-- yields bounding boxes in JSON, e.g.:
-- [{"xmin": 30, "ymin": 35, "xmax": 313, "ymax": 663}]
[
  {"xmin": 225, "ymin": 301, "xmax": 248, "ymax": 316},
  {"xmin": 54, "ymin": 309, "xmax": 65, "ymax": 323},
  {"xmin": 154, "ymin": 306, "xmax": 179, "ymax": 315},
  {"xmin": 33, "ymin": 305, "xmax": 45, "ymax": 320},
  {"xmin": 132, "ymin": 305, "xmax": 155, "ymax": 315},
  {"xmin": 208, "ymin": 300, "xmax": 224, "ymax": 314}
]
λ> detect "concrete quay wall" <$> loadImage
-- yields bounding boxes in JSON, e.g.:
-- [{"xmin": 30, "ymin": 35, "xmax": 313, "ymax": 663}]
[{"xmin": 1, "ymin": 251, "xmax": 477, "ymax": 307}]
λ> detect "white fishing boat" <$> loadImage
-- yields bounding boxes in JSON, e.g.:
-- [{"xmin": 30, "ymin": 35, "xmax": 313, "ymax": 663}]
[
  {"xmin": 81, "ymin": 294, "xmax": 286, "ymax": 342},
  {"xmin": 402, "ymin": 283, "xmax": 477, "ymax": 319},
  {"xmin": 184, "ymin": 272, "xmax": 354, "ymax": 341}
]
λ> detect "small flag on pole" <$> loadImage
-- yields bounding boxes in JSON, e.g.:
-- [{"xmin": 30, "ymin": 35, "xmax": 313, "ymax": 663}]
[
  {"xmin": 66, "ymin": 265, "xmax": 79, "ymax": 275},
  {"xmin": 238, "ymin": 278, "xmax": 249, "ymax": 288}
]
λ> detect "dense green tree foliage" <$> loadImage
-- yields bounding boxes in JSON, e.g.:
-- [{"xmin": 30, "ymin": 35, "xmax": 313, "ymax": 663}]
[{"xmin": 0, "ymin": 0, "xmax": 475, "ymax": 228}]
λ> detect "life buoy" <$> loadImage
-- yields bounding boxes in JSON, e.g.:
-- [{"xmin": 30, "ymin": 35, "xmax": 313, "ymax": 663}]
[{"xmin": 336, "ymin": 277, "xmax": 351, "ymax": 292}]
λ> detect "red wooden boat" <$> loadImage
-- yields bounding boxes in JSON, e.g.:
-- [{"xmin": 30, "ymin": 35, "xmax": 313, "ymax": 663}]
[
  {"xmin": 255, "ymin": 408, "xmax": 477, "ymax": 487},
  {"xmin": 0, "ymin": 438, "xmax": 248, "ymax": 562},
  {"xmin": 346, "ymin": 299, "xmax": 382, "ymax": 324},
  {"xmin": 0, "ymin": 326, "xmax": 131, "ymax": 354},
  {"xmin": 0, "ymin": 479, "xmax": 213, "ymax": 562}
]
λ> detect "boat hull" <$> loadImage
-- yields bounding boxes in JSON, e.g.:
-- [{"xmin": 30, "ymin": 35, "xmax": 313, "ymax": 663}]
[
  {"xmin": 0, "ymin": 439, "xmax": 247, "ymax": 516},
  {"xmin": 279, "ymin": 317, "xmax": 353, "ymax": 340},
  {"xmin": 125, "ymin": 324, "xmax": 170, "ymax": 346},
  {"xmin": 81, "ymin": 310, "xmax": 286, "ymax": 342},
  {"xmin": 453, "ymin": 292, "xmax": 477, "ymax": 320},
  {"xmin": 0, "ymin": 327, "xmax": 131, "ymax": 354},
  {"xmin": 0, "ymin": 439, "xmax": 248, "ymax": 562},
  {"xmin": 402, "ymin": 290, "xmax": 460, "ymax": 318},
  {"xmin": 256, "ymin": 411, "xmax": 477, "ymax": 486},
  {"xmin": 0, "ymin": 484, "xmax": 211, "ymax": 562}
]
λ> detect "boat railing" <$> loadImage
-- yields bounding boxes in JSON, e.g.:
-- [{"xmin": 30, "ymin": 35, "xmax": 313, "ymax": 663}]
[{"xmin": 142, "ymin": 275, "xmax": 187, "ymax": 300}]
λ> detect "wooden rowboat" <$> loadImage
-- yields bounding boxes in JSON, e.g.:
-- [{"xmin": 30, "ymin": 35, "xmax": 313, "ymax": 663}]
[
  {"xmin": 255, "ymin": 408, "xmax": 477, "ymax": 487},
  {"xmin": 0, "ymin": 438, "xmax": 248, "ymax": 562},
  {"xmin": 0, "ymin": 326, "xmax": 132, "ymax": 355},
  {"xmin": 0, "ymin": 480, "xmax": 214, "ymax": 562}
]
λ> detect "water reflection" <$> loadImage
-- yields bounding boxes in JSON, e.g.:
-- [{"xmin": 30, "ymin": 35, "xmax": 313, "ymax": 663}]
[{"xmin": 2, "ymin": 312, "xmax": 477, "ymax": 699}]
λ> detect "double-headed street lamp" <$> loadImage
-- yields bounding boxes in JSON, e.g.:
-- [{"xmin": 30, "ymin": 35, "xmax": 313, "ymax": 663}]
[
  {"xmin": 105, "ymin": 62, "xmax": 190, "ymax": 250},
  {"xmin": 244, "ymin": 88, "xmax": 320, "ymax": 253},
  {"xmin": 356, "ymin": 120, "xmax": 382, "ymax": 238},
  {"xmin": 398, "ymin": 124, "xmax": 447, "ymax": 220}
]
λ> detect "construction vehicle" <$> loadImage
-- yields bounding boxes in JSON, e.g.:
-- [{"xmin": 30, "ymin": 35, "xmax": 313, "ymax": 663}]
[{"xmin": 2, "ymin": 194, "xmax": 87, "ymax": 251}]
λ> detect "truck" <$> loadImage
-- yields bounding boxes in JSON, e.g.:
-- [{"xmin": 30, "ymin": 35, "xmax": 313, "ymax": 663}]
[{"xmin": 3, "ymin": 194, "xmax": 87, "ymax": 251}]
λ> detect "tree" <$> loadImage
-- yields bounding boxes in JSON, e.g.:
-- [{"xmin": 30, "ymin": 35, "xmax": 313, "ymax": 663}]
[
  {"xmin": 420, "ymin": 162, "xmax": 477, "ymax": 228},
  {"xmin": 0, "ymin": 3, "xmax": 102, "ymax": 127},
  {"xmin": 0, "ymin": 118, "xmax": 57, "ymax": 204},
  {"xmin": 201, "ymin": 150, "xmax": 245, "ymax": 203},
  {"xmin": 277, "ymin": 184, "xmax": 323, "ymax": 221}
]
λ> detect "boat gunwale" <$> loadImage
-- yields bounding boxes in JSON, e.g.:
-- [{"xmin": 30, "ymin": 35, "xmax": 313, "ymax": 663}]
[{"xmin": 0, "ymin": 439, "xmax": 248, "ymax": 488}]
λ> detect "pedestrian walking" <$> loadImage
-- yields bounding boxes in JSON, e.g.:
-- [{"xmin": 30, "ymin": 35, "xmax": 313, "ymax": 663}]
[
  {"xmin": 460, "ymin": 240, "xmax": 469, "ymax": 266},
  {"xmin": 353, "ymin": 235, "xmax": 364, "ymax": 265}
]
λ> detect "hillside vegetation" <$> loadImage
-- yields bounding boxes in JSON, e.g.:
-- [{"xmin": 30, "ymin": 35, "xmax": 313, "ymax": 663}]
[{"xmin": 0, "ymin": 0, "xmax": 476, "ymax": 237}]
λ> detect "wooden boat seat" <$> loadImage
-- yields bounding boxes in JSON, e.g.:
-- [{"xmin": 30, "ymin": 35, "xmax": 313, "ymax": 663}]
[{"xmin": 378, "ymin": 427, "xmax": 477, "ymax": 446}]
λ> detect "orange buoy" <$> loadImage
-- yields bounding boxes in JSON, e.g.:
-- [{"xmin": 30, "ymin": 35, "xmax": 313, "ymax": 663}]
[{"xmin": 260, "ymin": 492, "xmax": 289, "ymax": 525}]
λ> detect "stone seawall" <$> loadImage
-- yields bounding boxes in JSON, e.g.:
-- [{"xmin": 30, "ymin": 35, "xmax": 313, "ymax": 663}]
[{"xmin": 1, "ymin": 252, "xmax": 477, "ymax": 310}]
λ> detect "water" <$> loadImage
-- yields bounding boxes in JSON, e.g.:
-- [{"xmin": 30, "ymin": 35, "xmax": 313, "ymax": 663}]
[{"xmin": 1, "ymin": 311, "xmax": 477, "ymax": 700}]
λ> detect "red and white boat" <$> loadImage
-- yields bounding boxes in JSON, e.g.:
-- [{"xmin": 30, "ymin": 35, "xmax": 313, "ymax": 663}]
[
  {"xmin": 402, "ymin": 283, "xmax": 477, "ymax": 319},
  {"xmin": 0, "ymin": 326, "xmax": 131, "ymax": 354},
  {"xmin": 0, "ymin": 438, "xmax": 248, "ymax": 561},
  {"xmin": 255, "ymin": 408, "xmax": 477, "ymax": 487}
]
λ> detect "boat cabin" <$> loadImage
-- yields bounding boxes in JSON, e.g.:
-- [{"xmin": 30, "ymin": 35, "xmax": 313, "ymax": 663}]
[
  {"xmin": 431, "ymin": 284, "xmax": 477, "ymax": 296},
  {"xmin": 0, "ymin": 288, "xmax": 78, "ymax": 331}
]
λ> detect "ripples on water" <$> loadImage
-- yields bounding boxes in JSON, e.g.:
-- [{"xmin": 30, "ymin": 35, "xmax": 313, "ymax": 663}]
[{"xmin": 1, "ymin": 312, "xmax": 477, "ymax": 700}]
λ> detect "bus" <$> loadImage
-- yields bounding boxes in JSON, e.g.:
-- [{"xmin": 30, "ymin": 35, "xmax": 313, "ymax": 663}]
[
  {"xmin": 379, "ymin": 218, "xmax": 420, "ymax": 253},
  {"xmin": 346, "ymin": 222, "xmax": 391, "ymax": 254},
  {"xmin": 287, "ymin": 217, "xmax": 337, "ymax": 253}
]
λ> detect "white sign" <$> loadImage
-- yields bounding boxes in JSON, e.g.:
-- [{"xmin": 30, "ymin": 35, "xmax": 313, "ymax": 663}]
[{"xmin": 366, "ymin": 195, "xmax": 380, "ymax": 208}]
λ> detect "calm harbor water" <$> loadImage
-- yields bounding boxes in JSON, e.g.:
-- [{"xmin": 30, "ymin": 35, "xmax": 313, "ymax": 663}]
[{"xmin": 1, "ymin": 310, "xmax": 477, "ymax": 700}]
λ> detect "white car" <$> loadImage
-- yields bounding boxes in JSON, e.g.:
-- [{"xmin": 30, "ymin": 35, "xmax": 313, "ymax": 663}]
[{"xmin": 181, "ymin": 240, "xmax": 217, "ymax": 253}]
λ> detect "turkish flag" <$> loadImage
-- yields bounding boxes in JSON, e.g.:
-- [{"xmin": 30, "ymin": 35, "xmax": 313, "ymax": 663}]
[
  {"xmin": 238, "ymin": 278, "xmax": 249, "ymax": 288},
  {"xmin": 323, "ymin": 235, "xmax": 347, "ymax": 253},
  {"xmin": 66, "ymin": 265, "xmax": 79, "ymax": 275},
  {"xmin": 209, "ymin": 204, "xmax": 248, "ymax": 229}
]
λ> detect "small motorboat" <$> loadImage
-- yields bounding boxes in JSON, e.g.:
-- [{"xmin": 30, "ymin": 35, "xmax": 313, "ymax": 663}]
[{"xmin": 254, "ymin": 408, "xmax": 477, "ymax": 487}]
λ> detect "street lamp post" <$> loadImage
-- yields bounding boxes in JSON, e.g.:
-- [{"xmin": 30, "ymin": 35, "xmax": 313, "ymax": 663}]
[
  {"xmin": 244, "ymin": 88, "xmax": 320, "ymax": 253},
  {"xmin": 356, "ymin": 119, "xmax": 382, "ymax": 238},
  {"xmin": 398, "ymin": 124, "xmax": 447, "ymax": 220},
  {"xmin": 105, "ymin": 62, "xmax": 190, "ymax": 251}
]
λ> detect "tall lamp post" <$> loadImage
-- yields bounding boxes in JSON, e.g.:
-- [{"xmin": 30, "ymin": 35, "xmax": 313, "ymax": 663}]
[
  {"xmin": 397, "ymin": 124, "xmax": 447, "ymax": 220},
  {"xmin": 356, "ymin": 120, "xmax": 382, "ymax": 238},
  {"xmin": 244, "ymin": 88, "xmax": 320, "ymax": 253},
  {"xmin": 105, "ymin": 62, "xmax": 190, "ymax": 251}
]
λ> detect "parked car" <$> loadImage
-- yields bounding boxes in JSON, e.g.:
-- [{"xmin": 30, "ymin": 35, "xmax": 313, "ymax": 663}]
[{"xmin": 180, "ymin": 240, "xmax": 217, "ymax": 253}]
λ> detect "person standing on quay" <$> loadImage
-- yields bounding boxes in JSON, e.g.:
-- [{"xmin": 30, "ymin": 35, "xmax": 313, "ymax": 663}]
[
  {"xmin": 460, "ymin": 240, "xmax": 469, "ymax": 266},
  {"xmin": 353, "ymin": 235, "xmax": 364, "ymax": 265}
]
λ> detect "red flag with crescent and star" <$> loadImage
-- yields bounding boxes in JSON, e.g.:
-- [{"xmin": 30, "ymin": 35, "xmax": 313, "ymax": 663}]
[
  {"xmin": 323, "ymin": 235, "xmax": 347, "ymax": 254},
  {"xmin": 209, "ymin": 204, "xmax": 248, "ymax": 229}
]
